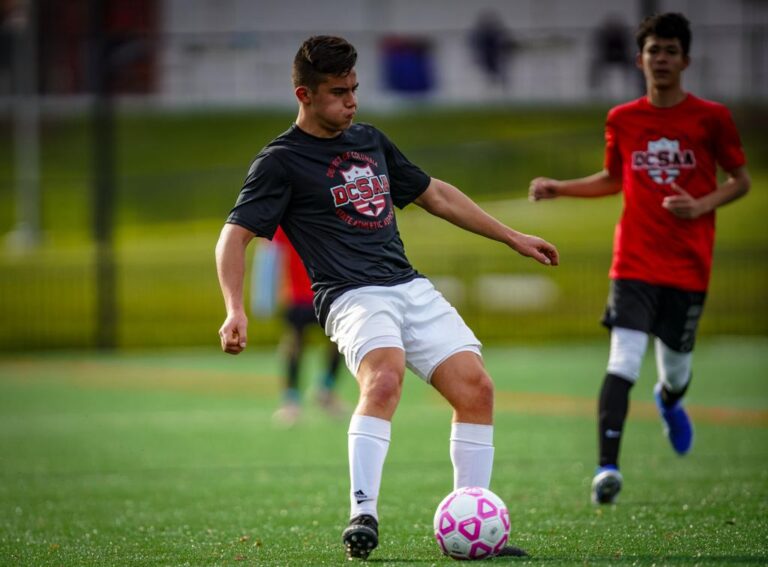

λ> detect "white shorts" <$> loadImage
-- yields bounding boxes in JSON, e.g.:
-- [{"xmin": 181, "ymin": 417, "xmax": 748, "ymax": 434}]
[{"xmin": 324, "ymin": 277, "xmax": 482, "ymax": 382}]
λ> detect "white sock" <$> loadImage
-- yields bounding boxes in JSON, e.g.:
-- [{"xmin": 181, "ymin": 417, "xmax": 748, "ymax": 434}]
[
  {"xmin": 348, "ymin": 414, "xmax": 391, "ymax": 520},
  {"xmin": 450, "ymin": 422, "xmax": 494, "ymax": 490},
  {"xmin": 655, "ymin": 337, "xmax": 693, "ymax": 392}
]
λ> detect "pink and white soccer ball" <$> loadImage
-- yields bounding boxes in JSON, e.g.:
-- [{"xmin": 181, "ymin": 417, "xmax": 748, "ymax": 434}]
[{"xmin": 433, "ymin": 486, "xmax": 511, "ymax": 560}]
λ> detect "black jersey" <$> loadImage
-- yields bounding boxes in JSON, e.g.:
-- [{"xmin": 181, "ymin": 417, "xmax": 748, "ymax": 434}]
[{"xmin": 227, "ymin": 123, "xmax": 431, "ymax": 325}]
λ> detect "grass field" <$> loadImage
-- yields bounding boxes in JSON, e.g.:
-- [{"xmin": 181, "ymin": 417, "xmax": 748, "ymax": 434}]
[{"xmin": 1, "ymin": 339, "xmax": 766, "ymax": 565}]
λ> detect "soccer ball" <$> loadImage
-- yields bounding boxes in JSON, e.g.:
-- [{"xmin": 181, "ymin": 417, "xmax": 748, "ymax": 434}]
[{"xmin": 433, "ymin": 486, "xmax": 510, "ymax": 560}]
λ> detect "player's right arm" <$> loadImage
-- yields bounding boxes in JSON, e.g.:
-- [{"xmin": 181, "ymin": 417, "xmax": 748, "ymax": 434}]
[
  {"xmin": 528, "ymin": 170, "xmax": 622, "ymax": 201},
  {"xmin": 216, "ymin": 223, "xmax": 256, "ymax": 354}
]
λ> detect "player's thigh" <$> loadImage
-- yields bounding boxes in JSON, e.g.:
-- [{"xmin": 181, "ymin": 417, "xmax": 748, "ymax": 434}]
[
  {"xmin": 652, "ymin": 287, "xmax": 707, "ymax": 353},
  {"xmin": 401, "ymin": 278, "xmax": 481, "ymax": 382},
  {"xmin": 430, "ymin": 350, "xmax": 492, "ymax": 409},
  {"xmin": 357, "ymin": 347, "xmax": 407, "ymax": 390},
  {"xmin": 324, "ymin": 286, "xmax": 406, "ymax": 376}
]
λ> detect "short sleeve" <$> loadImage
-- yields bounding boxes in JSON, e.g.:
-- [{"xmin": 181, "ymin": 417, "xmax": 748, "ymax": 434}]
[
  {"xmin": 379, "ymin": 130, "xmax": 431, "ymax": 208},
  {"xmin": 604, "ymin": 111, "xmax": 622, "ymax": 178},
  {"xmin": 714, "ymin": 107, "xmax": 746, "ymax": 172},
  {"xmin": 226, "ymin": 152, "xmax": 291, "ymax": 239}
]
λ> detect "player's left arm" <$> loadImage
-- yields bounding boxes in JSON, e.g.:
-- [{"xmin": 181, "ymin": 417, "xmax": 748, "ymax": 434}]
[
  {"xmin": 662, "ymin": 166, "xmax": 751, "ymax": 219},
  {"xmin": 414, "ymin": 177, "xmax": 559, "ymax": 266}
]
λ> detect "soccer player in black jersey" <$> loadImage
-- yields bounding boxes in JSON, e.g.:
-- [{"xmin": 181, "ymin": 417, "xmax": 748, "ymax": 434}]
[{"xmin": 216, "ymin": 35, "xmax": 559, "ymax": 561}]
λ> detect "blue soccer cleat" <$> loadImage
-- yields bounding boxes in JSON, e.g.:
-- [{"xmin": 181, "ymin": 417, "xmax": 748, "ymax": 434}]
[
  {"xmin": 591, "ymin": 465, "xmax": 623, "ymax": 505},
  {"xmin": 654, "ymin": 383, "xmax": 693, "ymax": 455}
]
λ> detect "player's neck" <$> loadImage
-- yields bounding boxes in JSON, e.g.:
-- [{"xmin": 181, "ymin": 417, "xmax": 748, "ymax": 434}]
[
  {"xmin": 646, "ymin": 86, "xmax": 687, "ymax": 108},
  {"xmin": 295, "ymin": 111, "xmax": 344, "ymax": 139}
]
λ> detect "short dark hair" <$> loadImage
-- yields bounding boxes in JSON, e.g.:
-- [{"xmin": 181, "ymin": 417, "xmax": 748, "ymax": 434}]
[
  {"xmin": 635, "ymin": 12, "xmax": 691, "ymax": 56},
  {"xmin": 292, "ymin": 36, "xmax": 358, "ymax": 91}
]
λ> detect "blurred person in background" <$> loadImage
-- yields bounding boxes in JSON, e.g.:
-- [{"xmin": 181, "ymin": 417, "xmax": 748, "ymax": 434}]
[
  {"xmin": 588, "ymin": 14, "xmax": 637, "ymax": 98},
  {"xmin": 529, "ymin": 13, "xmax": 750, "ymax": 505},
  {"xmin": 251, "ymin": 226, "xmax": 346, "ymax": 426},
  {"xmin": 217, "ymin": 35, "xmax": 558, "ymax": 560},
  {"xmin": 469, "ymin": 11, "xmax": 518, "ymax": 92}
]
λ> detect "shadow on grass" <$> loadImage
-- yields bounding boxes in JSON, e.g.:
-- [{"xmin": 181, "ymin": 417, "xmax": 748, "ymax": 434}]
[
  {"xmin": 530, "ymin": 554, "xmax": 765, "ymax": 564},
  {"xmin": 334, "ymin": 555, "xmax": 767, "ymax": 565}
]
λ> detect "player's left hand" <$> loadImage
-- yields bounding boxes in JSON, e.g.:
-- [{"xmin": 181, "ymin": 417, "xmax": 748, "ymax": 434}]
[
  {"xmin": 662, "ymin": 183, "xmax": 706, "ymax": 219},
  {"xmin": 511, "ymin": 233, "xmax": 560, "ymax": 266}
]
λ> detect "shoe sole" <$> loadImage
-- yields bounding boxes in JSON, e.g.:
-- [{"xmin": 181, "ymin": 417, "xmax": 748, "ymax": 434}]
[
  {"xmin": 342, "ymin": 525, "xmax": 378, "ymax": 560},
  {"xmin": 591, "ymin": 471, "xmax": 622, "ymax": 504}
]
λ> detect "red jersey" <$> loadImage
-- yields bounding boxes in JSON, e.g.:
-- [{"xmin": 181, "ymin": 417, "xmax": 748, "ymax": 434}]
[
  {"xmin": 273, "ymin": 227, "xmax": 314, "ymax": 306},
  {"xmin": 604, "ymin": 94, "xmax": 746, "ymax": 291}
]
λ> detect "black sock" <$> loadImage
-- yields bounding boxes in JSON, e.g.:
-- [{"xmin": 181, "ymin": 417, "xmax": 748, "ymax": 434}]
[
  {"xmin": 598, "ymin": 373, "xmax": 634, "ymax": 468},
  {"xmin": 286, "ymin": 344, "xmax": 301, "ymax": 393},
  {"xmin": 659, "ymin": 374, "xmax": 691, "ymax": 408}
]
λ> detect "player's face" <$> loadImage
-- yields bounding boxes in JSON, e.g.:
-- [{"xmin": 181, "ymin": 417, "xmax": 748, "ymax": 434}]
[
  {"xmin": 637, "ymin": 36, "xmax": 689, "ymax": 90},
  {"xmin": 305, "ymin": 71, "xmax": 358, "ymax": 136}
]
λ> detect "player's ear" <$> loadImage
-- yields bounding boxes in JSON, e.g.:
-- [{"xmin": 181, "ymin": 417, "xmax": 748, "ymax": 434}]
[
  {"xmin": 295, "ymin": 85, "xmax": 312, "ymax": 104},
  {"xmin": 635, "ymin": 52, "xmax": 643, "ymax": 70},
  {"xmin": 682, "ymin": 54, "xmax": 691, "ymax": 70}
]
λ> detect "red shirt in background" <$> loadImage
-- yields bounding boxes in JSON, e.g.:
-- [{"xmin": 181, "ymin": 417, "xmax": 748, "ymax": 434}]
[
  {"xmin": 273, "ymin": 227, "xmax": 314, "ymax": 306},
  {"xmin": 604, "ymin": 94, "xmax": 746, "ymax": 291}
]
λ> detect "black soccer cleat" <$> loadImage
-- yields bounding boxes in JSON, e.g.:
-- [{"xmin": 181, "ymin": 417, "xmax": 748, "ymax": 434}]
[
  {"xmin": 342, "ymin": 514, "xmax": 379, "ymax": 560},
  {"xmin": 494, "ymin": 544, "xmax": 529, "ymax": 558}
]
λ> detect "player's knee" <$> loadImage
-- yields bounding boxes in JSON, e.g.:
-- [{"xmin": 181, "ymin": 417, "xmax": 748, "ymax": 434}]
[
  {"xmin": 360, "ymin": 367, "xmax": 404, "ymax": 409},
  {"xmin": 606, "ymin": 327, "xmax": 648, "ymax": 383},
  {"xmin": 455, "ymin": 370, "xmax": 494, "ymax": 414},
  {"xmin": 655, "ymin": 338, "xmax": 692, "ymax": 391},
  {"xmin": 474, "ymin": 374, "xmax": 494, "ymax": 414}
]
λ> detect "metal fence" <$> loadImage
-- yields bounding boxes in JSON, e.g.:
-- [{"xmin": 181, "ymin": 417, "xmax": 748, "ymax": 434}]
[{"xmin": 1, "ymin": 244, "xmax": 765, "ymax": 351}]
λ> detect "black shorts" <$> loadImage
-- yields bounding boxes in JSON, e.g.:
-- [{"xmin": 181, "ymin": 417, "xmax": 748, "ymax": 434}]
[
  {"xmin": 601, "ymin": 279, "xmax": 707, "ymax": 353},
  {"xmin": 285, "ymin": 304, "xmax": 320, "ymax": 330}
]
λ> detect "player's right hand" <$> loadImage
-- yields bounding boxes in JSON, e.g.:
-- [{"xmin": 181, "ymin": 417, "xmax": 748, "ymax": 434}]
[
  {"xmin": 528, "ymin": 177, "xmax": 560, "ymax": 201},
  {"xmin": 219, "ymin": 312, "xmax": 248, "ymax": 355},
  {"xmin": 511, "ymin": 233, "xmax": 560, "ymax": 267}
]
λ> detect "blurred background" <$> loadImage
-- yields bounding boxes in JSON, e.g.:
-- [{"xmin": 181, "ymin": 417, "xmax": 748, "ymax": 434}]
[{"xmin": 0, "ymin": 0, "xmax": 766, "ymax": 351}]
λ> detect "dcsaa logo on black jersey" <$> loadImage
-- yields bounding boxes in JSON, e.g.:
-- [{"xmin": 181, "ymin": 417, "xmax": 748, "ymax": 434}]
[
  {"xmin": 631, "ymin": 137, "xmax": 696, "ymax": 185},
  {"xmin": 330, "ymin": 165, "xmax": 390, "ymax": 218}
]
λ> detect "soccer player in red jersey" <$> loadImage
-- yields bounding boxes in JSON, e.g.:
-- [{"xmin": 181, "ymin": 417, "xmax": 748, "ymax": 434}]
[
  {"xmin": 254, "ymin": 227, "xmax": 346, "ymax": 426},
  {"xmin": 529, "ymin": 13, "xmax": 750, "ymax": 504}
]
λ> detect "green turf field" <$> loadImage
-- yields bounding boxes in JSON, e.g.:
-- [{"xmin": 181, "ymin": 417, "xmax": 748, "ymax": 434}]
[{"xmin": 1, "ymin": 339, "xmax": 766, "ymax": 565}]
